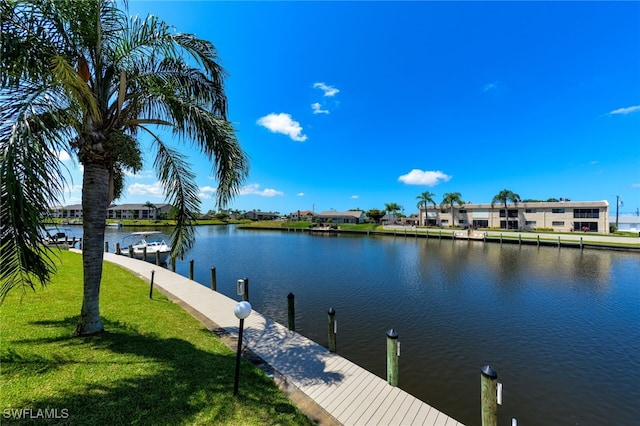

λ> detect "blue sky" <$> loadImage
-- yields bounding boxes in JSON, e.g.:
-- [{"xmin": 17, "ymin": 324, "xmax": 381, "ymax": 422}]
[{"xmin": 61, "ymin": 1, "xmax": 640, "ymax": 215}]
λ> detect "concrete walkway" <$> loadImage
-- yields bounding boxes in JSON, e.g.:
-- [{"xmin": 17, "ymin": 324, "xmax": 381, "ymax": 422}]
[{"xmin": 100, "ymin": 251, "xmax": 464, "ymax": 426}]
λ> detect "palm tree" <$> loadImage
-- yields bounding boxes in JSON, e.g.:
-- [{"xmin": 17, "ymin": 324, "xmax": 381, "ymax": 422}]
[
  {"xmin": 1, "ymin": 1, "xmax": 249, "ymax": 335},
  {"xmin": 384, "ymin": 202, "xmax": 402, "ymax": 224},
  {"xmin": 416, "ymin": 191, "xmax": 436, "ymax": 226},
  {"xmin": 144, "ymin": 201, "xmax": 156, "ymax": 220},
  {"xmin": 491, "ymin": 189, "xmax": 521, "ymax": 230},
  {"xmin": 441, "ymin": 192, "xmax": 464, "ymax": 228}
]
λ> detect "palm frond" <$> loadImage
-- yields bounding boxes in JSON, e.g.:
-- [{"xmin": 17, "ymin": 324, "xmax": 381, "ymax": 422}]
[
  {"xmin": 138, "ymin": 126, "xmax": 198, "ymax": 261},
  {"xmin": 0, "ymin": 83, "xmax": 75, "ymax": 301}
]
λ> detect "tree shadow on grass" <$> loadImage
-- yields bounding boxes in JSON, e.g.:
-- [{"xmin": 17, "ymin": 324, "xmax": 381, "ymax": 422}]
[{"xmin": 2, "ymin": 317, "xmax": 311, "ymax": 425}]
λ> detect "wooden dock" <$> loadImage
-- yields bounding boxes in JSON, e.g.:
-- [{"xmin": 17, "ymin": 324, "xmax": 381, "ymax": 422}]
[{"xmin": 102, "ymin": 252, "xmax": 464, "ymax": 426}]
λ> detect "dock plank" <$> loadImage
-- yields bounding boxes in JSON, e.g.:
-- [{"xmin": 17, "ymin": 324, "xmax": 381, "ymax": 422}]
[
  {"xmin": 339, "ymin": 376, "xmax": 388, "ymax": 425},
  {"xmin": 315, "ymin": 362, "xmax": 367, "ymax": 406},
  {"xmin": 323, "ymin": 367, "xmax": 371, "ymax": 412}
]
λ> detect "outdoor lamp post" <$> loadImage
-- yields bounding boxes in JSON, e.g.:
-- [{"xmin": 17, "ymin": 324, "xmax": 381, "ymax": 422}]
[{"xmin": 233, "ymin": 301, "xmax": 252, "ymax": 396}]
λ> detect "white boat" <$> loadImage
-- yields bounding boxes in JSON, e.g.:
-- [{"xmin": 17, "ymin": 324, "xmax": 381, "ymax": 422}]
[
  {"xmin": 43, "ymin": 227, "xmax": 78, "ymax": 248},
  {"xmin": 119, "ymin": 231, "xmax": 171, "ymax": 264}
]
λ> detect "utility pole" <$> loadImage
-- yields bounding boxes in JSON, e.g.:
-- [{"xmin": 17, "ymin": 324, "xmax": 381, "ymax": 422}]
[{"xmin": 616, "ymin": 195, "xmax": 622, "ymax": 229}]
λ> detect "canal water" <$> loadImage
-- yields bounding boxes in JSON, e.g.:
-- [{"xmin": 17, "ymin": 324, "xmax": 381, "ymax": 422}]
[{"xmin": 97, "ymin": 225, "xmax": 639, "ymax": 425}]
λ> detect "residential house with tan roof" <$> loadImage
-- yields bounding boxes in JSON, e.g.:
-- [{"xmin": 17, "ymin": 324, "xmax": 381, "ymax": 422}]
[{"xmin": 316, "ymin": 210, "xmax": 365, "ymax": 224}]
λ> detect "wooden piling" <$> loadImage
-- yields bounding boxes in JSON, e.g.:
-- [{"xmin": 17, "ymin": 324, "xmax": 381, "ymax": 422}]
[
  {"xmin": 143, "ymin": 246, "xmax": 147, "ymax": 262},
  {"xmin": 287, "ymin": 293, "xmax": 295, "ymax": 331},
  {"xmin": 242, "ymin": 277, "xmax": 249, "ymax": 302},
  {"xmin": 171, "ymin": 257, "xmax": 176, "ymax": 272},
  {"xmin": 115, "ymin": 242, "xmax": 121, "ymax": 255},
  {"xmin": 104, "ymin": 241, "xmax": 109, "ymax": 253},
  {"xmin": 327, "ymin": 308, "xmax": 336, "ymax": 353},
  {"xmin": 386, "ymin": 328, "xmax": 399, "ymax": 386},
  {"xmin": 211, "ymin": 267, "xmax": 217, "ymax": 291},
  {"xmin": 128, "ymin": 245, "xmax": 133, "ymax": 258},
  {"xmin": 481, "ymin": 365, "xmax": 498, "ymax": 426},
  {"xmin": 189, "ymin": 259, "xmax": 194, "ymax": 280},
  {"xmin": 155, "ymin": 250, "xmax": 160, "ymax": 266}
]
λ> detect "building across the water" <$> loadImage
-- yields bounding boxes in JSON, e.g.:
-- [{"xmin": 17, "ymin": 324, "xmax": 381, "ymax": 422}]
[
  {"xmin": 49, "ymin": 203, "xmax": 172, "ymax": 220},
  {"xmin": 419, "ymin": 200, "xmax": 610, "ymax": 232}
]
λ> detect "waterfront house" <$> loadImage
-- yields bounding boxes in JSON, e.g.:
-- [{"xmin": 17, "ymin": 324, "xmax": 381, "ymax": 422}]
[
  {"xmin": 290, "ymin": 210, "xmax": 315, "ymax": 221},
  {"xmin": 419, "ymin": 200, "xmax": 610, "ymax": 232},
  {"xmin": 613, "ymin": 215, "xmax": 640, "ymax": 233},
  {"xmin": 244, "ymin": 210, "xmax": 280, "ymax": 221},
  {"xmin": 316, "ymin": 210, "xmax": 365, "ymax": 224}
]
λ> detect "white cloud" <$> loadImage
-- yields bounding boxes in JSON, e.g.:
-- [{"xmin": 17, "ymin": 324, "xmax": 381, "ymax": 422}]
[
  {"xmin": 313, "ymin": 82, "xmax": 340, "ymax": 97},
  {"xmin": 631, "ymin": 183, "xmax": 640, "ymax": 188},
  {"xmin": 607, "ymin": 105, "xmax": 640, "ymax": 115},
  {"xmin": 199, "ymin": 186, "xmax": 217, "ymax": 199},
  {"xmin": 483, "ymin": 82, "xmax": 498, "ymax": 92},
  {"xmin": 239, "ymin": 183, "xmax": 284, "ymax": 197},
  {"xmin": 58, "ymin": 150, "xmax": 72, "ymax": 161},
  {"xmin": 125, "ymin": 169, "xmax": 154, "ymax": 179},
  {"xmin": 257, "ymin": 113, "xmax": 307, "ymax": 142},
  {"xmin": 311, "ymin": 102, "xmax": 330, "ymax": 114},
  {"xmin": 350, "ymin": 195, "xmax": 359, "ymax": 199},
  {"xmin": 398, "ymin": 169, "xmax": 452, "ymax": 186},
  {"xmin": 128, "ymin": 181, "xmax": 165, "ymax": 197},
  {"xmin": 297, "ymin": 192, "xmax": 305, "ymax": 197}
]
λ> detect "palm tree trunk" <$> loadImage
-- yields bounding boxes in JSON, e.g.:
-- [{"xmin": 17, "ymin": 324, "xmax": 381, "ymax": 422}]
[{"xmin": 75, "ymin": 162, "xmax": 109, "ymax": 336}]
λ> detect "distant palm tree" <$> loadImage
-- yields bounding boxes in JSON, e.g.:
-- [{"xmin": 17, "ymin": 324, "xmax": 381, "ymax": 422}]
[
  {"xmin": 1, "ymin": 1, "xmax": 248, "ymax": 335},
  {"xmin": 416, "ymin": 191, "xmax": 436, "ymax": 226},
  {"xmin": 384, "ymin": 202, "xmax": 402, "ymax": 224},
  {"xmin": 491, "ymin": 189, "xmax": 521, "ymax": 230},
  {"xmin": 441, "ymin": 192, "xmax": 464, "ymax": 228},
  {"xmin": 144, "ymin": 201, "xmax": 157, "ymax": 220}
]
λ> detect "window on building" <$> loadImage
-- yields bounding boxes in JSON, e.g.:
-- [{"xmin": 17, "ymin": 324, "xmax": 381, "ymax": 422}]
[
  {"xmin": 574, "ymin": 221, "xmax": 598, "ymax": 232},
  {"xmin": 552, "ymin": 221, "xmax": 564, "ymax": 226},
  {"xmin": 473, "ymin": 220, "xmax": 489, "ymax": 228},
  {"xmin": 525, "ymin": 209, "xmax": 537, "ymax": 213},
  {"xmin": 552, "ymin": 208, "xmax": 565, "ymax": 214},
  {"xmin": 526, "ymin": 221, "xmax": 536, "ymax": 226},
  {"xmin": 499, "ymin": 209, "xmax": 518, "ymax": 218},
  {"xmin": 500, "ymin": 220, "xmax": 519, "ymax": 230},
  {"xmin": 573, "ymin": 209, "xmax": 599, "ymax": 218}
]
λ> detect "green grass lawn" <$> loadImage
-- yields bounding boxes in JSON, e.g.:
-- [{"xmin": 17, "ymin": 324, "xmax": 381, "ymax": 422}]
[{"xmin": 0, "ymin": 250, "xmax": 313, "ymax": 425}]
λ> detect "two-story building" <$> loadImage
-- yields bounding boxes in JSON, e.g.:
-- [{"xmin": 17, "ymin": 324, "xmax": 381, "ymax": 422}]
[
  {"xmin": 316, "ymin": 210, "xmax": 365, "ymax": 224},
  {"xmin": 420, "ymin": 200, "xmax": 609, "ymax": 232},
  {"xmin": 49, "ymin": 203, "xmax": 172, "ymax": 220},
  {"xmin": 290, "ymin": 210, "xmax": 315, "ymax": 221},
  {"xmin": 49, "ymin": 204, "xmax": 83, "ymax": 219},
  {"xmin": 107, "ymin": 203, "xmax": 172, "ymax": 220}
]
